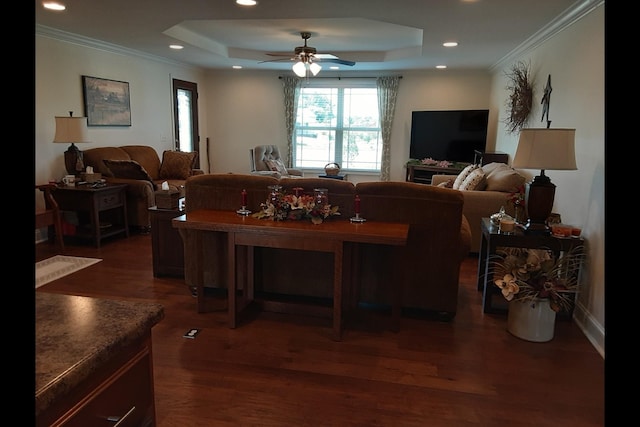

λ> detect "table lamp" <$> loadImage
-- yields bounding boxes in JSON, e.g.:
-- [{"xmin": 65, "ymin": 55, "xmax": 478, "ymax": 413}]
[
  {"xmin": 53, "ymin": 111, "xmax": 90, "ymax": 176},
  {"xmin": 512, "ymin": 128, "xmax": 576, "ymax": 235}
]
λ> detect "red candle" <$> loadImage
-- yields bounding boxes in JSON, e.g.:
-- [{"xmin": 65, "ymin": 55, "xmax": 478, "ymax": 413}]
[
  {"xmin": 354, "ymin": 194, "xmax": 361, "ymax": 214},
  {"xmin": 241, "ymin": 189, "xmax": 247, "ymax": 206}
]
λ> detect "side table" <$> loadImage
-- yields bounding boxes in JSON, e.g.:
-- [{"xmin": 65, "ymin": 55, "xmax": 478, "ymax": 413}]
[
  {"xmin": 52, "ymin": 183, "xmax": 129, "ymax": 248},
  {"xmin": 477, "ymin": 217, "xmax": 584, "ymax": 314},
  {"xmin": 149, "ymin": 198, "xmax": 185, "ymax": 277}
]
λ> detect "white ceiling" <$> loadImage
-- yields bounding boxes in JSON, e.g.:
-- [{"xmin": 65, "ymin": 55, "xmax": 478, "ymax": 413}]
[{"xmin": 35, "ymin": 0, "xmax": 598, "ymax": 73}]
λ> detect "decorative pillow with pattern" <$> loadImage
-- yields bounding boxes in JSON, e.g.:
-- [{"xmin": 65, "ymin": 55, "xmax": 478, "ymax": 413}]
[
  {"xmin": 159, "ymin": 150, "xmax": 198, "ymax": 180},
  {"xmin": 265, "ymin": 158, "xmax": 289, "ymax": 175},
  {"xmin": 452, "ymin": 164, "xmax": 479, "ymax": 190},
  {"xmin": 482, "ymin": 163, "xmax": 526, "ymax": 192},
  {"xmin": 102, "ymin": 159, "xmax": 154, "ymax": 183},
  {"xmin": 458, "ymin": 168, "xmax": 487, "ymax": 191}
]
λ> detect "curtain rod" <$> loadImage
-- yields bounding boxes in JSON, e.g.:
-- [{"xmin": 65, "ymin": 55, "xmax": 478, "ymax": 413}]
[{"xmin": 278, "ymin": 75, "xmax": 402, "ymax": 79}]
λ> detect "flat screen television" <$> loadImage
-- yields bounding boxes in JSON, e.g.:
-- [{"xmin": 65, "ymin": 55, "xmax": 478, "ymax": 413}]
[{"xmin": 409, "ymin": 109, "xmax": 489, "ymax": 163}]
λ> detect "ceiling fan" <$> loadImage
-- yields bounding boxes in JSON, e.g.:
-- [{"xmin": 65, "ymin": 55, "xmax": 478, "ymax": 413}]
[{"xmin": 262, "ymin": 32, "xmax": 356, "ymax": 76}]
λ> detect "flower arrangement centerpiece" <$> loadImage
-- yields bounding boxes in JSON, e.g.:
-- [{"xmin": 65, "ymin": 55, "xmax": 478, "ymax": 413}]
[
  {"xmin": 252, "ymin": 186, "xmax": 340, "ymax": 224},
  {"xmin": 492, "ymin": 245, "xmax": 585, "ymax": 313}
]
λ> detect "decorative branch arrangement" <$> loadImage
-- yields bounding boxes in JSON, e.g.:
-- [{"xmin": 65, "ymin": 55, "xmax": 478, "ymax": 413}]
[{"xmin": 503, "ymin": 61, "xmax": 533, "ymax": 133}]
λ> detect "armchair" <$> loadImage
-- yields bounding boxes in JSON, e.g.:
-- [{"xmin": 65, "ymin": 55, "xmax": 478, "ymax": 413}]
[{"xmin": 249, "ymin": 145, "xmax": 303, "ymax": 178}]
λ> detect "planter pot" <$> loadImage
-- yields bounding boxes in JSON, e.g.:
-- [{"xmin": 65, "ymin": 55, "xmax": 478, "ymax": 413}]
[{"xmin": 507, "ymin": 298, "xmax": 556, "ymax": 342}]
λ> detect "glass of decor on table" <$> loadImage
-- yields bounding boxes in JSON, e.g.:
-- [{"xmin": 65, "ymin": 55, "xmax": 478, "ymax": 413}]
[
  {"xmin": 350, "ymin": 194, "xmax": 366, "ymax": 223},
  {"xmin": 236, "ymin": 188, "xmax": 251, "ymax": 215}
]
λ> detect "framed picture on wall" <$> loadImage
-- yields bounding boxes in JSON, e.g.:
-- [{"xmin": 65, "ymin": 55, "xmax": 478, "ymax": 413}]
[{"xmin": 82, "ymin": 75, "xmax": 131, "ymax": 126}]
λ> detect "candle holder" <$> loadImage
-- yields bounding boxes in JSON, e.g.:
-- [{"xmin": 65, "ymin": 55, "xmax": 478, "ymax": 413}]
[
  {"xmin": 236, "ymin": 206, "xmax": 252, "ymax": 216},
  {"xmin": 350, "ymin": 194, "xmax": 366, "ymax": 223},
  {"xmin": 350, "ymin": 213, "xmax": 366, "ymax": 223},
  {"xmin": 236, "ymin": 189, "xmax": 252, "ymax": 215}
]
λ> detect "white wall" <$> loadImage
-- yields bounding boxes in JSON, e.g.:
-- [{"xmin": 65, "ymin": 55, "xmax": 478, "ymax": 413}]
[
  {"xmin": 490, "ymin": 4, "xmax": 605, "ymax": 356},
  {"xmin": 35, "ymin": 4, "xmax": 604, "ymax": 357}
]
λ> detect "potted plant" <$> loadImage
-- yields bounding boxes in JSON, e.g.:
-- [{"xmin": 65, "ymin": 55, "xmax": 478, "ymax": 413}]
[{"xmin": 491, "ymin": 245, "xmax": 585, "ymax": 342}]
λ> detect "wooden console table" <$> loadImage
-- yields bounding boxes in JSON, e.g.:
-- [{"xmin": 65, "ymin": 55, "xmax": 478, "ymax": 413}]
[{"xmin": 172, "ymin": 210, "xmax": 409, "ymax": 341}]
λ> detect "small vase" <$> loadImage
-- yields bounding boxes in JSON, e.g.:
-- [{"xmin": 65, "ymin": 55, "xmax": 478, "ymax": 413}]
[{"xmin": 507, "ymin": 298, "xmax": 556, "ymax": 342}]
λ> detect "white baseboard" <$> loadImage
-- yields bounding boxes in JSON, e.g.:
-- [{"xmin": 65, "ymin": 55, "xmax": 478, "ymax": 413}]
[{"xmin": 573, "ymin": 301, "xmax": 605, "ymax": 359}]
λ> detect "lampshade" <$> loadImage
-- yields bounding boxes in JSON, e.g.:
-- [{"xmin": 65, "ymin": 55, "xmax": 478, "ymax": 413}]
[
  {"xmin": 53, "ymin": 113, "xmax": 90, "ymax": 175},
  {"xmin": 292, "ymin": 61, "xmax": 307, "ymax": 77},
  {"xmin": 53, "ymin": 116, "xmax": 90, "ymax": 144},
  {"xmin": 512, "ymin": 128, "xmax": 577, "ymax": 235},
  {"xmin": 512, "ymin": 128, "xmax": 576, "ymax": 171},
  {"xmin": 309, "ymin": 62, "xmax": 322, "ymax": 76}
]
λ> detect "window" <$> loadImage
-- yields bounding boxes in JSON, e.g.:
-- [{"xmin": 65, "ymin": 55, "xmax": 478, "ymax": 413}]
[{"xmin": 293, "ymin": 79, "xmax": 381, "ymax": 172}]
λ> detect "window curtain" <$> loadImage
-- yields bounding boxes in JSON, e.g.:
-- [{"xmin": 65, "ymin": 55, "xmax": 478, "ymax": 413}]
[
  {"xmin": 376, "ymin": 76, "xmax": 400, "ymax": 181},
  {"xmin": 282, "ymin": 76, "xmax": 301, "ymax": 168}
]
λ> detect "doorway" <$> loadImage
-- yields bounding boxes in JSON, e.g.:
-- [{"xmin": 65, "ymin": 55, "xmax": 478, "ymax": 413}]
[{"xmin": 172, "ymin": 79, "xmax": 200, "ymax": 168}]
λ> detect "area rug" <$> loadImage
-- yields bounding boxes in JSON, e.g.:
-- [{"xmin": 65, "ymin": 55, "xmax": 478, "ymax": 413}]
[{"xmin": 35, "ymin": 255, "xmax": 102, "ymax": 288}]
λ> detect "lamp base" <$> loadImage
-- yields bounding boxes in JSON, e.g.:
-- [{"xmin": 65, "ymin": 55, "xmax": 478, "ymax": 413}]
[
  {"xmin": 64, "ymin": 143, "xmax": 85, "ymax": 176},
  {"xmin": 523, "ymin": 171, "xmax": 555, "ymax": 236}
]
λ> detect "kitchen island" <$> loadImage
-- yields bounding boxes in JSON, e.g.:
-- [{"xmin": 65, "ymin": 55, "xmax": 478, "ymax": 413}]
[{"xmin": 35, "ymin": 292, "xmax": 164, "ymax": 427}]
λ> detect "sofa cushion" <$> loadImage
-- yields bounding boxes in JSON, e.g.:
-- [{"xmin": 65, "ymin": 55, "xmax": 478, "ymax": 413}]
[
  {"xmin": 482, "ymin": 162, "xmax": 526, "ymax": 192},
  {"xmin": 265, "ymin": 158, "xmax": 288, "ymax": 175},
  {"xmin": 119, "ymin": 145, "xmax": 162, "ymax": 180},
  {"xmin": 159, "ymin": 150, "xmax": 198, "ymax": 180},
  {"xmin": 102, "ymin": 159, "xmax": 154, "ymax": 183},
  {"xmin": 459, "ymin": 168, "xmax": 487, "ymax": 191},
  {"xmin": 453, "ymin": 164, "xmax": 479, "ymax": 190},
  {"xmin": 83, "ymin": 147, "xmax": 131, "ymax": 177}
]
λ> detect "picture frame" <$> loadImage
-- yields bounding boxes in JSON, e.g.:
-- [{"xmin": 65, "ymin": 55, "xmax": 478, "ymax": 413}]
[{"xmin": 82, "ymin": 76, "xmax": 131, "ymax": 126}]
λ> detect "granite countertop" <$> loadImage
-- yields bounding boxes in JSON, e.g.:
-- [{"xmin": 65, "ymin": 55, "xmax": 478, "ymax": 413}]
[{"xmin": 35, "ymin": 292, "xmax": 164, "ymax": 417}]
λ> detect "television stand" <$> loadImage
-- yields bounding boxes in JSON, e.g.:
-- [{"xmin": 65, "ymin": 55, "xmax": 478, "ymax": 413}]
[{"xmin": 405, "ymin": 163, "xmax": 466, "ymax": 184}]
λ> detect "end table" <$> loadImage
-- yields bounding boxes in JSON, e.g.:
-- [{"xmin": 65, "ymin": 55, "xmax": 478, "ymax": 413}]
[{"xmin": 477, "ymin": 217, "xmax": 584, "ymax": 315}]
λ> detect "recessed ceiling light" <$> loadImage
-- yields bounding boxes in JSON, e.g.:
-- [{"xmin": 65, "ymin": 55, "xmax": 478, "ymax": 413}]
[
  {"xmin": 236, "ymin": 0, "xmax": 257, "ymax": 6},
  {"xmin": 443, "ymin": 42, "xmax": 458, "ymax": 47},
  {"xmin": 43, "ymin": 2, "xmax": 66, "ymax": 11},
  {"xmin": 436, "ymin": 65, "xmax": 447, "ymax": 69},
  {"xmin": 169, "ymin": 44, "xmax": 184, "ymax": 50},
  {"xmin": 233, "ymin": 65, "xmax": 243, "ymax": 69}
]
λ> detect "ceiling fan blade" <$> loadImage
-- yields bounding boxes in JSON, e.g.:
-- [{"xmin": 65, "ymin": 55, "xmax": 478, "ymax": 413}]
[
  {"xmin": 316, "ymin": 57, "xmax": 356, "ymax": 67},
  {"xmin": 313, "ymin": 53, "xmax": 338, "ymax": 60},
  {"xmin": 259, "ymin": 58, "xmax": 295, "ymax": 64},
  {"xmin": 265, "ymin": 53, "xmax": 294, "ymax": 57}
]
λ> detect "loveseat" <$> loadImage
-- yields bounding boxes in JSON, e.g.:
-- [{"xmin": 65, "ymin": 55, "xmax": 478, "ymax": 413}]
[
  {"xmin": 430, "ymin": 162, "xmax": 526, "ymax": 253},
  {"xmin": 82, "ymin": 145, "xmax": 203, "ymax": 230},
  {"xmin": 180, "ymin": 173, "xmax": 471, "ymax": 319}
]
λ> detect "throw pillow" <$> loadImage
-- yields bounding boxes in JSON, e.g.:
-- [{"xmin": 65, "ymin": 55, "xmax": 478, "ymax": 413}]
[
  {"xmin": 482, "ymin": 163, "xmax": 526, "ymax": 192},
  {"xmin": 159, "ymin": 150, "xmax": 198, "ymax": 180},
  {"xmin": 265, "ymin": 158, "xmax": 288, "ymax": 175},
  {"xmin": 452, "ymin": 164, "xmax": 479, "ymax": 190},
  {"xmin": 102, "ymin": 159, "xmax": 154, "ymax": 182},
  {"xmin": 458, "ymin": 168, "xmax": 487, "ymax": 191}
]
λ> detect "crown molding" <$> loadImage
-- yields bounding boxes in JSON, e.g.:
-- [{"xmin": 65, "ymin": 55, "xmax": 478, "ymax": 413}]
[{"xmin": 491, "ymin": 0, "xmax": 604, "ymax": 71}]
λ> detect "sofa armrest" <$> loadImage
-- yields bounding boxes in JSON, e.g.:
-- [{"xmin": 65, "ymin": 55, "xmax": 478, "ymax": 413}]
[{"xmin": 430, "ymin": 174, "xmax": 457, "ymax": 186}]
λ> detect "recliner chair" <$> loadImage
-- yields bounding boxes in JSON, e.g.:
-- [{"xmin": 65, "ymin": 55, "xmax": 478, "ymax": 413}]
[{"xmin": 249, "ymin": 145, "xmax": 303, "ymax": 177}]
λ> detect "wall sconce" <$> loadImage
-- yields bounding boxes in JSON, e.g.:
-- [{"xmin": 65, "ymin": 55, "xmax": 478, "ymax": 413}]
[
  {"xmin": 53, "ymin": 111, "xmax": 90, "ymax": 176},
  {"xmin": 512, "ymin": 128, "xmax": 577, "ymax": 235}
]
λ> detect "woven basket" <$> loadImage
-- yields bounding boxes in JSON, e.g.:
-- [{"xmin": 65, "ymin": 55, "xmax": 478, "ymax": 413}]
[{"xmin": 324, "ymin": 162, "xmax": 341, "ymax": 176}]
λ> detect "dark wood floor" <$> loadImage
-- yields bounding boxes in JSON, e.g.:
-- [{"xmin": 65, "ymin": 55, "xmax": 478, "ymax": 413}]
[{"xmin": 35, "ymin": 233, "xmax": 605, "ymax": 426}]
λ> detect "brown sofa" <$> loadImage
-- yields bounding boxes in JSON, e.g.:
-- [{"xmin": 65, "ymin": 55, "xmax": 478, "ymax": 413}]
[
  {"xmin": 430, "ymin": 162, "xmax": 526, "ymax": 253},
  {"xmin": 83, "ymin": 145, "xmax": 203, "ymax": 230},
  {"xmin": 180, "ymin": 173, "xmax": 471, "ymax": 319}
]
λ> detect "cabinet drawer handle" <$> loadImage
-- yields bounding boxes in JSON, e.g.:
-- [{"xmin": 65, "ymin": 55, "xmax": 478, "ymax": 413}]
[{"xmin": 106, "ymin": 406, "xmax": 136, "ymax": 426}]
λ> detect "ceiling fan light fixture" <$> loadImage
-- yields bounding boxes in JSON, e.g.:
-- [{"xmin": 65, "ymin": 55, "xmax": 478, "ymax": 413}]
[
  {"xmin": 292, "ymin": 61, "xmax": 307, "ymax": 77},
  {"xmin": 309, "ymin": 62, "xmax": 321, "ymax": 76}
]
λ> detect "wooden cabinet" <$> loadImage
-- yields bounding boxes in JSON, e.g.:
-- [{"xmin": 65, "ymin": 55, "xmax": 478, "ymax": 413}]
[
  {"xmin": 405, "ymin": 164, "xmax": 465, "ymax": 184},
  {"xmin": 149, "ymin": 200, "xmax": 185, "ymax": 277}
]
